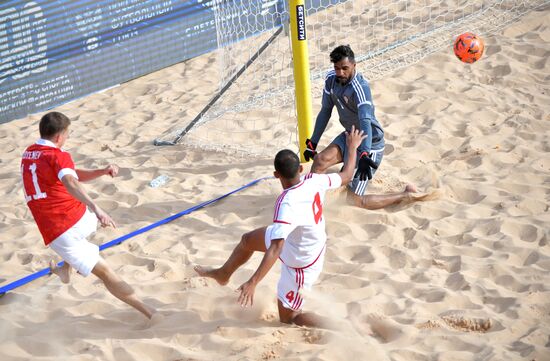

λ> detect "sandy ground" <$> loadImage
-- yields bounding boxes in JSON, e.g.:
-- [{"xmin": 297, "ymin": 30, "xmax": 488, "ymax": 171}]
[{"xmin": 0, "ymin": 6, "xmax": 549, "ymax": 361}]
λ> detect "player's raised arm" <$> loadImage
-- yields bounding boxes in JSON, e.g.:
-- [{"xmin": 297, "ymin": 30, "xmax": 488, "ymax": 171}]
[
  {"xmin": 76, "ymin": 164, "xmax": 119, "ymax": 182},
  {"xmin": 338, "ymin": 125, "xmax": 367, "ymax": 185}
]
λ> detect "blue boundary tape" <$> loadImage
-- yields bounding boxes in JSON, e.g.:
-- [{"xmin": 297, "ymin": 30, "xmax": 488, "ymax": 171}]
[{"xmin": 0, "ymin": 176, "xmax": 269, "ymax": 296}]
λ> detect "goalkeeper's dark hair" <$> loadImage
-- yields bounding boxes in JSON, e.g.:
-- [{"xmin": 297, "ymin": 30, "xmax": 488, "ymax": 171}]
[
  {"xmin": 274, "ymin": 149, "xmax": 300, "ymax": 179},
  {"xmin": 330, "ymin": 45, "xmax": 355, "ymax": 64}
]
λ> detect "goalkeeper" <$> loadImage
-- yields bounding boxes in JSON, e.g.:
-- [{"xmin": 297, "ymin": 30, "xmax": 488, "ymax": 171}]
[{"xmin": 305, "ymin": 45, "xmax": 418, "ymax": 210}]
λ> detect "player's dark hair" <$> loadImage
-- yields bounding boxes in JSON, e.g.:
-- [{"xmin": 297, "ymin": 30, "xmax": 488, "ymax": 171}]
[
  {"xmin": 274, "ymin": 149, "xmax": 300, "ymax": 179},
  {"xmin": 39, "ymin": 112, "xmax": 71, "ymax": 138},
  {"xmin": 330, "ymin": 45, "xmax": 355, "ymax": 63}
]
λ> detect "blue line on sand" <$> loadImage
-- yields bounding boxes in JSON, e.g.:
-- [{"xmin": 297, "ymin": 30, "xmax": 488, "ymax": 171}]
[{"xmin": 0, "ymin": 177, "xmax": 269, "ymax": 296}]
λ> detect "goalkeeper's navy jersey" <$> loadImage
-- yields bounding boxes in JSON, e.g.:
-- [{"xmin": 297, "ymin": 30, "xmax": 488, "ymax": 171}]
[{"xmin": 312, "ymin": 71, "xmax": 385, "ymax": 153}]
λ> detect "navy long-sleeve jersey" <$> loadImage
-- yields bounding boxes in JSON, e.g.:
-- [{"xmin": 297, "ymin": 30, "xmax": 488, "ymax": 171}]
[{"xmin": 311, "ymin": 70, "xmax": 385, "ymax": 153}]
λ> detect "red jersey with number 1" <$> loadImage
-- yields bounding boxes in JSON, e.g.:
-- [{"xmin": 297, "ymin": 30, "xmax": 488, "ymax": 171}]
[
  {"xmin": 270, "ymin": 172, "xmax": 342, "ymax": 268},
  {"xmin": 21, "ymin": 139, "xmax": 86, "ymax": 245}
]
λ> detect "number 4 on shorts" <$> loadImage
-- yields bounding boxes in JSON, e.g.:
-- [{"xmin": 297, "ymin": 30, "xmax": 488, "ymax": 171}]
[{"xmin": 285, "ymin": 290, "xmax": 295, "ymax": 303}]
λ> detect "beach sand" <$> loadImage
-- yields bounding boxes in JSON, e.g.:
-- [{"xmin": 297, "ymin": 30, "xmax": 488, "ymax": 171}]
[{"xmin": 0, "ymin": 6, "xmax": 549, "ymax": 361}]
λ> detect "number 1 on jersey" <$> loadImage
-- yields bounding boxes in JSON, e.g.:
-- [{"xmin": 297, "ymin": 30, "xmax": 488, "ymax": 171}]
[{"xmin": 21, "ymin": 163, "xmax": 47, "ymax": 202}]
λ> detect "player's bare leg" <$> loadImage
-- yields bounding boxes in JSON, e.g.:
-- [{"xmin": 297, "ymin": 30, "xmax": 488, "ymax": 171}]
[
  {"xmin": 349, "ymin": 183, "xmax": 436, "ymax": 210},
  {"xmin": 194, "ymin": 226, "xmax": 267, "ymax": 286},
  {"xmin": 277, "ymin": 300, "xmax": 333, "ymax": 329},
  {"xmin": 50, "ymin": 260, "xmax": 71, "ymax": 284},
  {"xmin": 92, "ymin": 258, "xmax": 156, "ymax": 319},
  {"xmin": 311, "ymin": 144, "xmax": 343, "ymax": 173}
]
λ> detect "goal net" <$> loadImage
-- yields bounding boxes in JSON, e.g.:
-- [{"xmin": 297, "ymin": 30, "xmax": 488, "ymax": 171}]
[{"xmin": 154, "ymin": 0, "xmax": 548, "ymax": 156}]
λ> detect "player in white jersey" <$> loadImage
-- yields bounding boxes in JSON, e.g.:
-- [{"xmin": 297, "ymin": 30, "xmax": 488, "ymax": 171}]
[{"xmin": 195, "ymin": 126, "xmax": 366, "ymax": 328}]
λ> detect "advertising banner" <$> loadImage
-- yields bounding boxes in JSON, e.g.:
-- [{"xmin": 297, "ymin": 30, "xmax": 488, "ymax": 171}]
[{"xmin": 0, "ymin": 0, "xmax": 340, "ymax": 123}]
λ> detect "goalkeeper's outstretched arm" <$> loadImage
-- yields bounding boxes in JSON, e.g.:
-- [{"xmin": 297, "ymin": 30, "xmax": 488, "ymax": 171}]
[
  {"xmin": 311, "ymin": 106, "xmax": 332, "ymax": 144},
  {"xmin": 311, "ymin": 78, "xmax": 335, "ymax": 144}
]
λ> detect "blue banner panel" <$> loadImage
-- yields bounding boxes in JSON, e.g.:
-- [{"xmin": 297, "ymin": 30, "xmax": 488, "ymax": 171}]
[
  {"xmin": 0, "ymin": 0, "xmax": 220, "ymax": 123},
  {"xmin": 0, "ymin": 0, "xmax": 341, "ymax": 124}
]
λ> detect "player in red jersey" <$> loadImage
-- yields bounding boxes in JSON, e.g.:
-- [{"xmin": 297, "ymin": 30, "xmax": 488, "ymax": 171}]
[
  {"xmin": 21, "ymin": 111, "xmax": 155, "ymax": 319},
  {"xmin": 195, "ymin": 126, "xmax": 366, "ymax": 328}
]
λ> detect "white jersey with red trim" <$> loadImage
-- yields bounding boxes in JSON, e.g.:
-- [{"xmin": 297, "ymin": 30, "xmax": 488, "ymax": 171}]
[
  {"xmin": 21, "ymin": 139, "xmax": 86, "ymax": 245},
  {"xmin": 270, "ymin": 172, "xmax": 342, "ymax": 268}
]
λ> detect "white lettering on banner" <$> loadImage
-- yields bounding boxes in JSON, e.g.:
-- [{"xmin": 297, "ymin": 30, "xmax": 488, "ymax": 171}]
[
  {"xmin": 109, "ymin": 0, "xmax": 143, "ymax": 13},
  {"xmin": 0, "ymin": 2, "xmax": 48, "ymax": 84},
  {"xmin": 34, "ymin": 84, "xmax": 75, "ymax": 107},
  {"xmin": 110, "ymin": 1, "xmax": 173, "ymax": 30},
  {"xmin": 74, "ymin": 6, "xmax": 103, "ymax": 51},
  {"xmin": 0, "ymin": 74, "xmax": 74, "ymax": 113},
  {"xmin": 184, "ymin": 19, "xmax": 215, "ymax": 37},
  {"xmin": 112, "ymin": 30, "xmax": 139, "ymax": 43},
  {"xmin": 189, "ymin": 0, "xmax": 274, "ymax": 38}
]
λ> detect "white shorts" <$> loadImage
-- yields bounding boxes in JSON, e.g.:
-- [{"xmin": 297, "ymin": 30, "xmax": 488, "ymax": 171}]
[
  {"xmin": 265, "ymin": 226, "xmax": 326, "ymax": 311},
  {"xmin": 49, "ymin": 209, "xmax": 100, "ymax": 277}
]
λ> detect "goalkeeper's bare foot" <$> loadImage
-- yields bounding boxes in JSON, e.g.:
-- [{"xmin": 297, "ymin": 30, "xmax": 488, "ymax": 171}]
[
  {"xmin": 50, "ymin": 260, "xmax": 70, "ymax": 284},
  {"xmin": 405, "ymin": 184, "xmax": 426, "ymax": 202},
  {"xmin": 405, "ymin": 184, "xmax": 442, "ymax": 202},
  {"xmin": 194, "ymin": 265, "xmax": 230, "ymax": 286},
  {"xmin": 404, "ymin": 184, "xmax": 417, "ymax": 193}
]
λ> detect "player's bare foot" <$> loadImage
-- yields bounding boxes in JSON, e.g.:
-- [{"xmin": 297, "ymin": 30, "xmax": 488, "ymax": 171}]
[
  {"xmin": 50, "ymin": 260, "xmax": 70, "ymax": 284},
  {"xmin": 148, "ymin": 311, "xmax": 164, "ymax": 324},
  {"xmin": 135, "ymin": 311, "xmax": 165, "ymax": 330},
  {"xmin": 194, "ymin": 265, "xmax": 229, "ymax": 286},
  {"xmin": 404, "ymin": 184, "xmax": 417, "ymax": 193}
]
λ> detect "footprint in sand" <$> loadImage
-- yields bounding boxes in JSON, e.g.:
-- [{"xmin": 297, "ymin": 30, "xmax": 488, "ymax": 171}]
[
  {"xmin": 416, "ymin": 315, "xmax": 492, "ymax": 333},
  {"xmin": 302, "ymin": 328, "xmax": 325, "ymax": 344},
  {"xmin": 347, "ymin": 302, "xmax": 403, "ymax": 343},
  {"xmin": 442, "ymin": 316, "xmax": 492, "ymax": 332}
]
